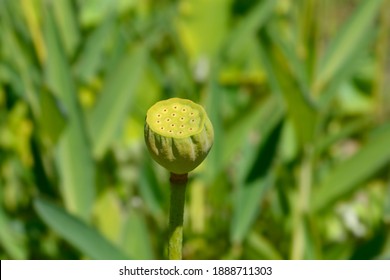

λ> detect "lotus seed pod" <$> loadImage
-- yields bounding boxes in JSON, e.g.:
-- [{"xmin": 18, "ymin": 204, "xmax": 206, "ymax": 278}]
[{"xmin": 144, "ymin": 98, "xmax": 214, "ymax": 174}]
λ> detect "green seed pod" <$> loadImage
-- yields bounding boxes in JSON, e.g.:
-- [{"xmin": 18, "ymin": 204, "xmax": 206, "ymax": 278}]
[{"xmin": 144, "ymin": 98, "xmax": 214, "ymax": 174}]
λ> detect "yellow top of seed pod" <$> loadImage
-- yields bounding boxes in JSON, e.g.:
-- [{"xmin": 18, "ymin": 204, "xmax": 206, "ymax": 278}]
[
  {"xmin": 146, "ymin": 98, "xmax": 206, "ymax": 138},
  {"xmin": 144, "ymin": 98, "xmax": 214, "ymax": 174}
]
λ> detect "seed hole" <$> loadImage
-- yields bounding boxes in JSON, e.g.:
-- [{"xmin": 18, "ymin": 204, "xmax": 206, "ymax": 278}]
[
  {"xmin": 161, "ymin": 127, "xmax": 164, "ymax": 130},
  {"xmin": 172, "ymin": 113, "xmax": 176, "ymax": 117},
  {"xmin": 171, "ymin": 124, "xmax": 175, "ymax": 127},
  {"xmin": 156, "ymin": 120, "xmax": 160, "ymax": 124},
  {"xmin": 180, "ymin": 117, "xmax": 184, "ymax": 121},
  {"xmin": 190, "ymin": 112, "xmax": 194, "ymax": 116},
  {"xmin": 191, "ymin": 119, "xmax": 195, "ymax": 123},
  {"xmin": 169, "ymin": 130, "xmax": 172, "ymax": 133},
  {"xmin": 189, "ymin": 128, "xmax": 193, "ymax": 131},
  {"xmin": 166, "ymin": 118, "xmax": 171, "ymax": 122},
  {"xmin": 173, "ymin": 106, "xmax": 177, "ymax": 109},
  {"xmin": 182, "ymin": 108, "xmax": 187, "ymax": 112},
  {"xmin": 179, "ymin": 131, "xmax": 183, "ymax": 135},
  {"xmin": 180, "ymin": 124, "xmax": 185, "ymax": 128},
  {"xmin": 163, "ymin": 108, "xmax": 168, "ymax": 113},
  {"xmin": 157, "ymin": 114, "xmax": 161, "ymax": 118}
]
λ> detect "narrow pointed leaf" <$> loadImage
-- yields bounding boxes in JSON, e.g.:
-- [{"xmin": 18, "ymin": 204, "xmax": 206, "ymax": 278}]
[
  {"xmin": 314, "ymin": 0, "xmax": 383, "ymax": 93},
  {"xmin": 34, "ymin": 198, "xmax": 129, "ymax": 260},
  {"xmin": 44, "ymin": 5, "xmax": 95, "ymax": 220},
  {"xmin": 89, "ymin": 45, "xmax": 147, "ymax": 159},
  {"xmin": 121, "ymin": 209, "xmax": 154, "ymax": 260},
  {"xmin": 257, "ymin": 35, "xmax": 318, "ymax": 146},
  {"xmin": 0, "ymin": 206, "xmax": 27, "ymax": 259},
  {"xmin": 313, "ymin": 124, "xmax": 390, "ymax": 212}
]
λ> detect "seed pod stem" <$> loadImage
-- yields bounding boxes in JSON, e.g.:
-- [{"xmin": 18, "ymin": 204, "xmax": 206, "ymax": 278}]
[
  {"xmin": 144, "ymin": 98, "xmax": 213, "ymax": 259},
  {"xmin": 168, "ymin": 172, "xmax": 188, "ymax": 260}
]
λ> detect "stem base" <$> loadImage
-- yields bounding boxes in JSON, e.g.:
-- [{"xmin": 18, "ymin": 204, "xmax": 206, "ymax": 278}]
[{"xmin": 168, "ymin": 173, "xmax": 188, "ymax": 260}]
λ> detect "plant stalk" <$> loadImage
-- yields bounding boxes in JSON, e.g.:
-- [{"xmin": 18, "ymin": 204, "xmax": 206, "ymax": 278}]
[
  {"xmin": 168, "ymin": 172, "xmax": 188, "ymax": 260},
  {"xmin": 291, "ymin": 148, "xmax": 313, "ymax": 259}
]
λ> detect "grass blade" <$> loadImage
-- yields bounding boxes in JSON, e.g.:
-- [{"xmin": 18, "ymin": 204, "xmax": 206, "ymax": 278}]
[
  {"xmin": 314, "ymin": 0, "xmax": 384, "ymax": 94},
  {"xmin": 223, "ymin": 95, "xmax": 284, "ymax": 170},
  {"xmin": 51, "ymin": 0, "xmax": 80, "ymax": 56},
  {"xmin": 231, "ymin": 175, "xmax": 274, "ymax": 244},
  {"xmin": 43, "ymin": 4, "xmax": 95, "ymax": 220},
  {"xmin": 268, "ymin": 24, "xmax": 309, "ymax": 95},
  {"xmin": 74, "ymin": 14, "xmax": 115, "ymax": 82},
  {"xmin": 312, "ymin": 124, "xmax": 390, "ymax": 212},
  {"xmin": 34, "ymin": 198, "xmax": 129, "ymax": 260},
  {"xmin": 38, "ymin": 90, "xmax": 67, "ymax": 145},
  {"xmin": 175, "ymin": 0, "xmax": 230, "ymax": 60},
  {"xmin": 203, "ymin": 79, "xmax": 225, "ymax": 178},
  {"xmin": 88, "ymin": 45, "xmax": 147, "ymax": 159},
  {"xmin": 313, "ymin": 117, "xmax": 372, "ymax": 156},
  {"xmin": 230, "ymin": 115, "xmax": 283, "ymax": 243},
  {"xmin": 246, "ymin": 232, "xmax": 282, "ymax": 260},
  {"xmin": 121, "ymin": 209, "xmax": 154, "ymax": 260},
  {"xmin": 93, "ymin": 189, "xmax": 122, "ymax": 243},
  {"xmin": 224, "ymin": 0, "xmax": 276, "ymax": 58},
  {"xmin": 257, "ymin": 33, "xmax": 318, "ymax": 146},
  {"xmin": 0, "ymin": 206, "xmax": 27, "ymax": 259},
  {"xmin": 138, "ymin": 158, "xmax": 165, "ymax": 218},
  {"xmin": 20, "ymin": 0, "xmax": 46, "ymax": 65}
]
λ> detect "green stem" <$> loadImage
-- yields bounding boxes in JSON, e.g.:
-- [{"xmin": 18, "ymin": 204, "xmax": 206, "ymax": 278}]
[
  {"xmin": 168, "ymin": 172, "xmax": 188, "ymax": 260},
  {"xmin": 291, "ymin": 148, "xmax": 313, "ymax": 260}
]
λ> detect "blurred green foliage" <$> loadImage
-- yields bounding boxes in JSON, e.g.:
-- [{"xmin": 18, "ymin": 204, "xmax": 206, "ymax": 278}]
[{"xmin": 0, "ymin": 0, "xmax": 390, "ymax": 260}]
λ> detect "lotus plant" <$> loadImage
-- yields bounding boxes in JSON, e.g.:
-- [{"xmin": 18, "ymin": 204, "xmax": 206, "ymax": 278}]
[{"xmin": 144, "ymin": 98, "xmax": 214, "ymax": 259}]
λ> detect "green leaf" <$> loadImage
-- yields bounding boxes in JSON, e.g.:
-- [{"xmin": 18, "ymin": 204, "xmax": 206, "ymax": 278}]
[
  {"xmin": 312, "ymin": 124, "xmax": 390, "ymax": 212},
  {"xmin": 245, "ymin": 117, "xmax": 284, "ymax": 184},
  {"xmin": 88, "ymin": 44, "xmax": 147, "ymax": 159},
  {"xmin": 20, "ymin": 0, "xmax": 45, "ymax": 65},
  {"xmin": 223, "ymin": 95, "xmax": 284, "ymax": 170},
  {"xmin": 314, "ymin": 117, "xmax": 372, "ymax": 156},
  {"xmin": 314, "ymin": 0, "xmax": 384, "ymax": 94},
  {"xmin": 34, "ymin": 198, "xmax": 129, "ymax": 260},
  {"xmin": 121, "ymin": 209, "xmax": 154, "ymax": 260},
  {"xmin": 0, "ymin": 206, "xmax": 27, "ymax": 259},
  {"xmin": 246, "ymin": 232, "xmax": 282, "ymax": 260},
  {"xmin": 175, "ymin": 0, "xmax": 230, "ymax": 60},
  {"xmin": 230, "ymin": 116, "xmax": 283, "ymax": 243},
  {"xmin": 189, "ymin": 178, "xmax": 206, "ymax": 234},
  {"xmin": 74, "ymin": 14, "xmax": 115, "ymax": 82},
  {"xmin": 93, "ymin": 189, "xmax": 122, "ymax": 243},
  {"xmin": 138, "ymin": 158, "xmax": 165, "ymax": 218},
  {"xmin": 38, "ymin": 89, "xmax": 67, "ymax": 145},
  {"xmin": 257, "ymin": 33, "xmax": 318, "ymax": 146},
  {"xmin": 317, "ymin": 35, "xmax": 374, "ymax": 109},
  {"xmin": 302, "ymin": 215, "xmax": 321, "ymax": 259},
  {"xmin": 268, "ymin": 24, "xmax": 309, "ymax": 95},
  {"xmin": 231, "ymin": 174, "xmax": 273, "ymax": 243},
  {"xmin": 1, "ymin": 2, "xmax": 40, "ymax": 114},
  {"xmin": 203, "ymin": 79, "xmax": 225, "ymax": 179},
  {"xmin": 224, "ymin": 0, "xmax": 276, "ymax": 59},
  {"xmin": 51, "ymin": 0, "xmax": 80, "ymax": 56},
  {"xmin": 43, "ymin": 4, "xmax": 95, "ymax": 220},
  {"xmin": 78, "ymin": 0, "xmax": 117, "ymax": 27},
  {"xmin": 385, "ymin": 182, "xmax": 390, "ymax": 222}
]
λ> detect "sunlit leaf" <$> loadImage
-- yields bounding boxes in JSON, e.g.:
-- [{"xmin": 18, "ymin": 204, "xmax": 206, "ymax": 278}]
[
  {"xmin": 88, "ymin": 45, "xmax": 147, "ymax": 159},
  {"xmin": 43, "ymin": 4, "xmax": 95, "ymax": 220}
]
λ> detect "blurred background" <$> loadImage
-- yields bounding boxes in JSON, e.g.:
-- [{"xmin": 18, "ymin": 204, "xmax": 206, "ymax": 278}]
[{"xmin": 1, "ymin": 0, "xmax": 390, "ymax": 260}]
